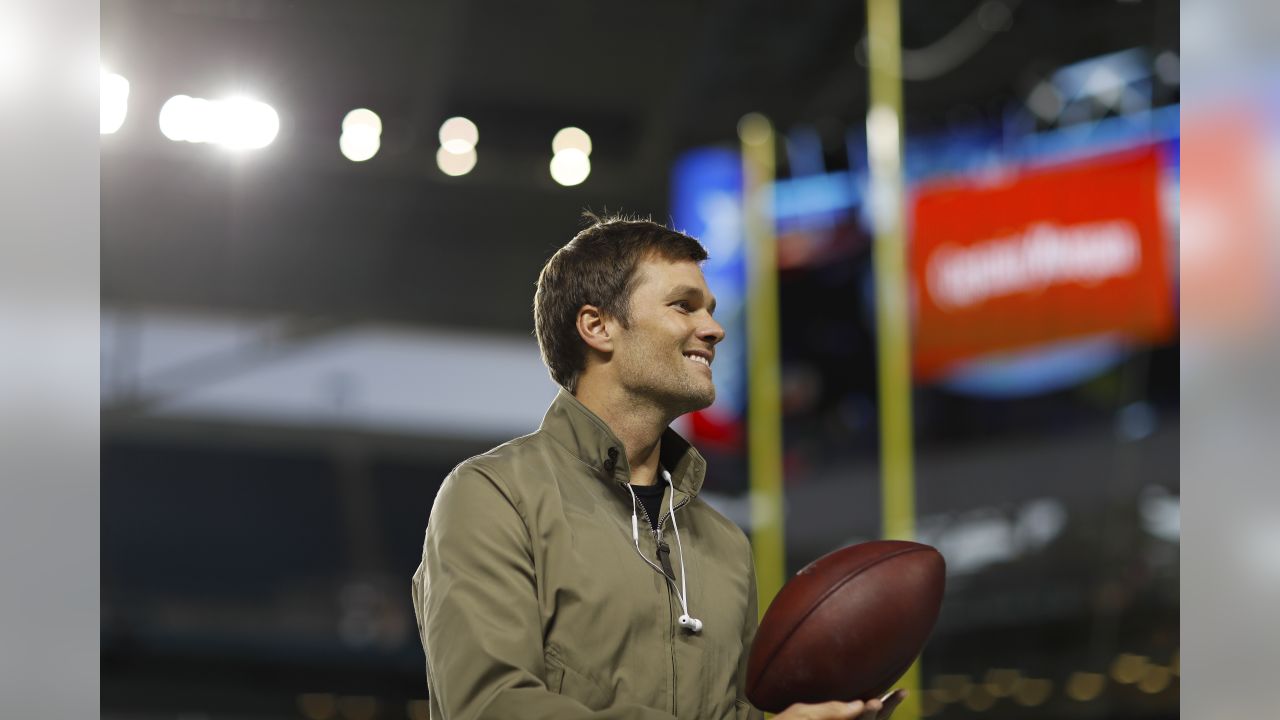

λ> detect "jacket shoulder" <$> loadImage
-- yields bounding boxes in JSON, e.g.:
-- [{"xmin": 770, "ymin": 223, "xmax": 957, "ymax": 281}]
[
  {"xmin": 441, "ymin": 429, "xmax": 571, "ymax": 502},
  {"xmin": 427, "ymin": 435, "xmax": 544, "ymax": 539},
  {"xmin": 443, "ymin": 431, "xmax": 531, "ymax": 484},
  {"xmin": 450, "ymin": 431, "xmax": 533, "ymax": 473}
]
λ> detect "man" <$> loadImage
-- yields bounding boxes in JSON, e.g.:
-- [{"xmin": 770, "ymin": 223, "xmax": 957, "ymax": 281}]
[{"xmin": 412, "ymin": 214, "xmax": 903, "ymax": 719}]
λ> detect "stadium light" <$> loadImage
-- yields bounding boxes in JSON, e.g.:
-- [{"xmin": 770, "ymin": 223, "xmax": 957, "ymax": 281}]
[
  {"xmin": 549, "ymin": 147, "xmax": 590, "ymax": 186},
  {"xmin": 159, "ymin": 95, "xmax": 196, "ymax": 141},
  {"xmin": 436, "ymin": 115, "xmax": 478, "ymax": 175},
  {"xmin": 552, "ymin": 127, "xmax": 591, "ymax": 156},
  {"xmin": 343, "ymin": 108, "xmax": 382, "ymax": 135},
  {"xmin": 436, "ymin": 145, "xmax": 477, "ymax": 176},
  {"xmin": 158, "ymin": 94, "xmax": 279, "ymax": 150},
  {"xmin": 220, "ymin": 96, "xmax": 280, "ymax": 149},
  {"xmin": 340, "ymin": 132, "xmax": 379, "ymax": 162},
  {"xmin": 340, "ymin": 108, "xmax": 381, "ymax": 162},
  {"xmin": 438, "ymin": 116, "xmax": 478, "ymax": 153},
  {"xmin": 100, "ymin": 68, "xmax": 129, "ymax": 134}
]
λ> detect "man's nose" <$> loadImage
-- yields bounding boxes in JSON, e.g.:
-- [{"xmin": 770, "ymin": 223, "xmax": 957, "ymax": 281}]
[{"xmin": 699, "ymin": 317, "xmax": 726, "ymax": 346}]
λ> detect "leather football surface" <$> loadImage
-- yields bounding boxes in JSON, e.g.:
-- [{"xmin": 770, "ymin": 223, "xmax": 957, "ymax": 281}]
[{"xmin": 745, "ymin": 540, "xmax": 946, "ymax": 713}]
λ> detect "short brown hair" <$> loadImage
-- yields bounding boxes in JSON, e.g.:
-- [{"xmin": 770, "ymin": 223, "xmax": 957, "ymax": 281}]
[{"xmin": 534, "ymin": 212, "xmax": 708, "ymax": 392}]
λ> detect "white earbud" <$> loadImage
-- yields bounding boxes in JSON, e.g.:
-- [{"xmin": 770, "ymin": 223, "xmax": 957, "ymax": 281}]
[{"xmin": 678, "ymin": 614, "xmax": 703, "ymax": 633}]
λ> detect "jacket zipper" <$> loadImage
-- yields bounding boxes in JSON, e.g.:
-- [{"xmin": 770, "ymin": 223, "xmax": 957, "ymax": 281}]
[
  {"xmin": 659, "ymin": 494, "xmax": 691, "ymax": 717},
  {"xmin": 627, "ymin": 486, "xmax": 693, "ymax": 717},
  {"xmin": 629, "ymin": 490, "xmax": 692, "ymax": 579},
  {"xmin": 657, "ymin": 494, "xmax": 692, "ymax": 538}
]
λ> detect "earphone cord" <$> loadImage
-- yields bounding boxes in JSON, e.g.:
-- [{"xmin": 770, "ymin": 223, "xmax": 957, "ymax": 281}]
[
  {"xmin": 667, "ymin": 482, "xmax": 691, "ymax": 618},
  {"xmin": 625, "ymin": 480, "xmax": 693, "ymax": 621}
]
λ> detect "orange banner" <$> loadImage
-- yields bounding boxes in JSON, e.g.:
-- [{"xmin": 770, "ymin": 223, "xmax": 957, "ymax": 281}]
[{"xmin": 909, "ymin": 147, "xmax": 1175, "ymax": 380}]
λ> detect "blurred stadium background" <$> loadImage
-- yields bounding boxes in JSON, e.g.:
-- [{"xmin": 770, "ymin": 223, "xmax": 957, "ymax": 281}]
[{"xmin": 101, "ymin": 1, "xmax": 1184, "ymax": 719}]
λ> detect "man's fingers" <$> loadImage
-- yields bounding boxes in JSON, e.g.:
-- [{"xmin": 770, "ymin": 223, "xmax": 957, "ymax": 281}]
[
  {"xmin": 879, "ymin": 689, "xmax": 907, "ymax": 719},
  {"xmin": 835, "ymin": 700, "xmax": 866, "ymax": 719},
  {"xmin": 780, "ymin": 693, "xmax": 913, "ymax": 720},
  {"xmin": 796, "ymin": 699, "xmax": 864, "ymax": 719}
]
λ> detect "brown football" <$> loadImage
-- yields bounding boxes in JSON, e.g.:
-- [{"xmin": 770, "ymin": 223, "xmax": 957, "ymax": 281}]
[{"xmin": 745, "ymin": 540, "xmax": 946, "ymax": 713}]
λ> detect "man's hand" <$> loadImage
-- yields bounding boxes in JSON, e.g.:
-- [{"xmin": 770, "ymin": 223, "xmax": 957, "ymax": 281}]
[{"xmin": 773, "ymin": 689, "xmax": 906, "ymax": 720}]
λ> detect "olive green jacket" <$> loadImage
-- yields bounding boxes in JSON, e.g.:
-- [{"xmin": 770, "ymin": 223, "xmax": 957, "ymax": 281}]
[{"xmin": 412, "ymin": 389, "xmax": 764, "ymax": 720}]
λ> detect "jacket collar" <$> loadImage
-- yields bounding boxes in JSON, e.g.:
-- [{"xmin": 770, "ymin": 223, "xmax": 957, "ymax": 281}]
[{"xmin": 539, "ymin": 387, "xmax": 706, "ymax": 498}]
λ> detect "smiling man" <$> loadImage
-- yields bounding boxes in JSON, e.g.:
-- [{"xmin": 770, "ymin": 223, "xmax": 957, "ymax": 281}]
[{"xmin": 411, "ymin": 214, "xmax": 901, "ymax": 720}]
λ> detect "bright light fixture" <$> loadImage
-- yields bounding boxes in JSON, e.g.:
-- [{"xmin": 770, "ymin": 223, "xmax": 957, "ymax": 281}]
[
  {"xmin": 552, "ymin": 126, "xmax": 592, "ymax": 156},
  {"xmin": 550, "ymin": 148, "xmax": 590, "ymax": 186},
  {"xmin": 436, "ymin": 114, "xmax": 478, "ymax": 175},
  {"xmin": 219, "ymin": 96, "xmax": 280, "ymax": 149},
  {"xmin": 158, "ymin": 94, "xmax": 279, "ymax": 149},
  {"xmin": 437, "ymin": 145, "xmax": 477, "ymax": 176},
  {"xmin": 159, "ymin": 95, "xmax": 196, "ymax": 141},
  {"xmin": 438, "ymin": 116, "xmax": 478, "ymax": 152},
  {"xmin": 340, "ymin": 108, "xmax": 382, "ymax": 162},
  {"xmin": 100, "ymin": 69, "xmax": 130, "ymax": 134},
  {"xmin": 343, "ymin": 108, "xmax": 382, "ymax": 135},
  {"xmin": 340, "ymin": 131, "xmax": 379, "ymax": 162}
]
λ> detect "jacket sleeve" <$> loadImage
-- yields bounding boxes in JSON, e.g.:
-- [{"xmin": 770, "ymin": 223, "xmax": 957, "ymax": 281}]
[
  {"xmin": 411, "ymin": 463, "xmax": 676, "ymax": 720},
  {"xmin": 736, "ymin": 544, "xmax": 766, "ymax": 720}
]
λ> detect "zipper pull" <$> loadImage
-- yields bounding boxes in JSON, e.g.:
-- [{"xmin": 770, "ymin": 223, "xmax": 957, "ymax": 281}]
[{"xmin": 656, "ymin": 540, "xmax": 677, "ymax": 580}]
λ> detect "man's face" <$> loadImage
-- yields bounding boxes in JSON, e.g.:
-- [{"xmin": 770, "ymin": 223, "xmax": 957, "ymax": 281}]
[{"xmin": 609, "ymin": 256, "xmax": 725, "ymax": 417}]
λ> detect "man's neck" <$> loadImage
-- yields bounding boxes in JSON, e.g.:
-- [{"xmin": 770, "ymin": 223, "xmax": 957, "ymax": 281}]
[{"xmin": 573, "ymin": 380, "xmax": 672, "ymax": 487}]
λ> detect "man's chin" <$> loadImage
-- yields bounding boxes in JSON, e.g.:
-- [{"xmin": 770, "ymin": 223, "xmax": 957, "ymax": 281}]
[
  {"xmin": 637, "ymin": 380, "xmax": 715, "ymax": 418},
  {"xmin": 676, "ymin": 387, "xmax": 716, "ymax": 416},
  {"xmin": 695, "ymin": 386, "xmax": 716, "ymax": 411}
]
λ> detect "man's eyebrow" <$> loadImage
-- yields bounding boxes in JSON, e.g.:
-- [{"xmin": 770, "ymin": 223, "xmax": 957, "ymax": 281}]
[{"xmin": 667, "ymin": 285, "xmax": 717, "ymax": 315}]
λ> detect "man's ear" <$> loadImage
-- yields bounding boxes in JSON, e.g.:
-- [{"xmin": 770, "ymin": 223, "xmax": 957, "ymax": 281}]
[{"xmin": 576, "ymin": 304, "xmax": 614, "ymax": 354}]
